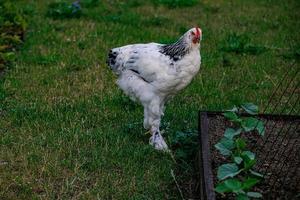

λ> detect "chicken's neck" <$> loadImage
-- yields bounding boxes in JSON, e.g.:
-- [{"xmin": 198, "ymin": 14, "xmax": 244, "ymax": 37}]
[{"xmin": 159, "ymin": 36, "xmax": 192, "ymax": 62}]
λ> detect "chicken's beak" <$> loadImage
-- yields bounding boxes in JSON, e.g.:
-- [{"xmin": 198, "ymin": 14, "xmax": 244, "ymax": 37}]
[{"xmin": 196, "ymin": 27, "xmax": 202, "ymax": 43}]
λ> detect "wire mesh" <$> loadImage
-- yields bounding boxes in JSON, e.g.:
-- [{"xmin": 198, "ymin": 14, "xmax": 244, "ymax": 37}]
[
  {"xmin": 254, "ymin": 65, "xmax": 300, "ymax": 199},
  {"xmin": 199, "ymin": 65, "xmax": 299, "ymax": 200}
]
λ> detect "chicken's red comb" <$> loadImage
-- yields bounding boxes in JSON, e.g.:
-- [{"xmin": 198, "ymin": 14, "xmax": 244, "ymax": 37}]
[{"xmin": 195, "ymin": 27, "xmax": 201, "ymax": 37}]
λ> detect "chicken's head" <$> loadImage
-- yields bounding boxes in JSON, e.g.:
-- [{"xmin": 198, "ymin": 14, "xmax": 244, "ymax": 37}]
[{"xmin": 187, "ymin": 27, "xmax": 202, "ymax": 46}]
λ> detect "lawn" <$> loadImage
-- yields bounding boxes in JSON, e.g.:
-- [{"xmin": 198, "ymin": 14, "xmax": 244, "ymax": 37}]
[{"xmin": 0, "ymin": 0, "xmax": 299, "ymax": 199}]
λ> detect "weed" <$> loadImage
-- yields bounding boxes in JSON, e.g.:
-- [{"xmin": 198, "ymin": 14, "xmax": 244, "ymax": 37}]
[
  {"xmin": 169, "ymin": 130, "xmax": 198, "ymax": 162},
  {"xmin": 0, "ymin": 1, "xmax": 27, "ymax": 31},
  {"xmin": 0, "ymin": 1, "xmax": 27, "ymax": 70},
  {"xmin": 46, "ymin": 1, "xmax": 82, "ymax": 19},
  {"xmin": 220, "ymin": 33, "xmax": 266, "ymax": 55}
]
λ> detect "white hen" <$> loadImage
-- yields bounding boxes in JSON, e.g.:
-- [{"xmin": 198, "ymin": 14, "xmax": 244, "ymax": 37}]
[{"xmin": 107, "ymin": 27, "xmax": 202, "ymax": 150}]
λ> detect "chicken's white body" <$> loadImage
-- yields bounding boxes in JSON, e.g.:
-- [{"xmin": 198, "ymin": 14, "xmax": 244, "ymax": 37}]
[{"xmin": 107, "ymin": 28, "xmax": 202, "ymax": 150}]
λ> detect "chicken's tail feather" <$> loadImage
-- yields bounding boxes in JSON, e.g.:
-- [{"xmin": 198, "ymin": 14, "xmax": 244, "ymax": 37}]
[{"xmin": 106, "ymin": 49, "xmax": 120, "ymax": 74}]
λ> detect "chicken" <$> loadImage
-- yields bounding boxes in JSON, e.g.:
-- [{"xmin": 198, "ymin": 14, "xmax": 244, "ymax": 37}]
[{"xmin": 107, "ymin": 27, "xmax": 202, "ymax": 151}]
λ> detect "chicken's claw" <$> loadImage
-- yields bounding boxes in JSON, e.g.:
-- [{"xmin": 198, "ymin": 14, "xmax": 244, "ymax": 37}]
[{"xmin": 149, "ymin": 132, "xmax": 169, "ymax": 151}]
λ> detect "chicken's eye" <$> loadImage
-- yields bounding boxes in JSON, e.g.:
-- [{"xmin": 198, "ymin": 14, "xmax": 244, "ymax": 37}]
[{"xmin": 191, "ymin": 31, "xmax": 195, "ymax": 35}]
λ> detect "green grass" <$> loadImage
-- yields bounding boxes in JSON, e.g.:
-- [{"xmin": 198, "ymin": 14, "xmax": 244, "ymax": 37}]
[{"xmin": 0, "ymin": 0, "xmax": 299, "ymax": 199}]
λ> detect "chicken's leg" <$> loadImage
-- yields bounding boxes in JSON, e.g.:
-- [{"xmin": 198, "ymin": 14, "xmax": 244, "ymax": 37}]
[{"xmin": 146, "ymin": 98, "xmax": 168, "ymax": 151}]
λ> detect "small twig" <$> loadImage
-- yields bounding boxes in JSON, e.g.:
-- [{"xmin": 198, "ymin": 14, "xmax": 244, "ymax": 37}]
[
  {"xmin": 171, "ymin": 169, "xmax": 185, "ymax": 200},
  {"xmin": 165, "ymin": 147, "xmax": 177, "ymax": 164},
  {"xmin": 264, "ymin": 45, "xmax": 290, "ymax": 51},
  {"xmin": 168, "ymin": 150, "xmax": 177, "ymax": 164}
]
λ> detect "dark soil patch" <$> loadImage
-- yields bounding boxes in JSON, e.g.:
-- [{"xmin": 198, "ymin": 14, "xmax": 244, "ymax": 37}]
[{"xmin": 206, "ymin": 114, "xmax": 300, "ymax": 200}]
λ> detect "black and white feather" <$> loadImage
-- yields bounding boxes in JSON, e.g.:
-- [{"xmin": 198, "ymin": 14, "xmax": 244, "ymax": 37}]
[{"xmin": 107, "ymin": 27, "xmax": 202, "ymax": 150}]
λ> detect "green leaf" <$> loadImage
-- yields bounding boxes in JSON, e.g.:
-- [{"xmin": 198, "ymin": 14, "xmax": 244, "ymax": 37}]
[
  {"xmin": 215, "ymin": 182, "xmax": 230, "ymax": 193},
  {"xmin": 223, "ymin": 111, "xmax": 239, "ymax": 122},
  {"xmin": 220, "ymin": 137, "xmax": 235, "ymax": 149},
  {"xmin": 242, "ymin": 177, "xmax": 260, "ymax": 190},
  {"xmin": 224, "ymin": 178, "xmax": 243, "ymax": 192},
  {"xmin": 256, "ymin": 120, "xmax": 265, "ymax": 136},
  {"xmin": 235, "ymin": 138, "xmax": 247, "ymax": 150},
  {"xmin": 237, "ymin": 194, "xmax": 250, "ymax": 200},
  {"xmin": 215, "ymin": 137, "xmax": 235, "ymax": 156},
  {"xmin": 247, "ymin": 192, "xmax": 263, "ymax": 198},
  {"xmin": 242, "ymin": 117, "xmax": 259, "ymax": 132},
  {"xmin": 241, "ymin": 103, "xmax": 258, "ymax": 115},
  {"xmin": 215, "ymin": 143, "xmax": 232, "ymax": 156},
  {"xmin": 242, "ymin": 151, "xmax": 255, "ymax": 160},
  {"xmin": 249, "ymin": 169, "xmax": 263, "ymax": 178},
  {"xmin": 234, "ymin": 156, "xmax": 243, "ymax": 164},
  {"xmin": 217, "ymin": 163, "xmax": 242, "ymax": 180},
  {"xmin": 224, "ymin": 128, "xmax": 242, "ymax": 139},
  {"xmin": 3, "ymin": 52, "xmax": 16, "ymax": 61},
  {"xmin": 243, "ymin": 158, "xmax": 256, "ymax": 170}
]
